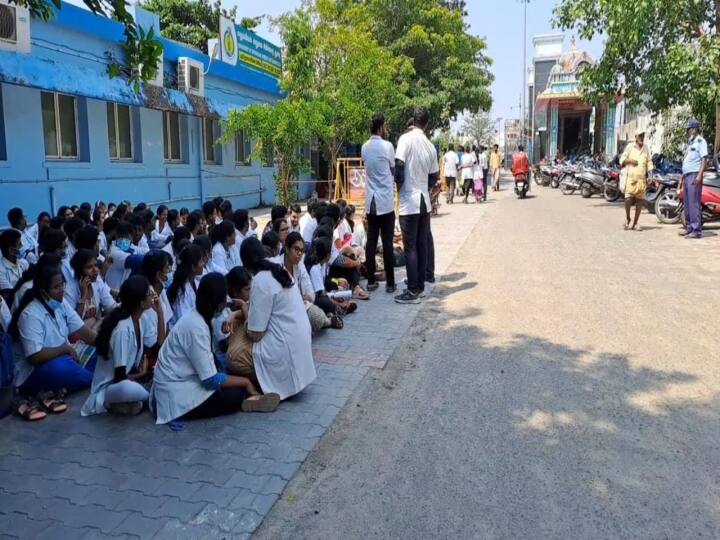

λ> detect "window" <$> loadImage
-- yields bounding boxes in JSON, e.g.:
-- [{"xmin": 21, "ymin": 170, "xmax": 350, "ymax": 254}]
[
  {"xmin": 235, "ymin": 130, "xmax": 252, "ymax": 165},
  {"xmin": 41, "ymin": 92, "xmax": 78, "ymax": 159},
  {"xmin": 203, "ymin": 118, "xmax": 220, "ymax": 164},
  {"xmin": 107, "ymin": 103, "xmax": 133, "ymax": 160},
  {"xmin": 163, "ymin": 110, "xmax": 181, "ymax": 161}
]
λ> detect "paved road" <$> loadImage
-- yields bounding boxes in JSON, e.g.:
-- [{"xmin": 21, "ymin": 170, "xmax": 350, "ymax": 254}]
[{"xmin": 255, "ymin": 180, "xmax": 720, "ymax": 539}]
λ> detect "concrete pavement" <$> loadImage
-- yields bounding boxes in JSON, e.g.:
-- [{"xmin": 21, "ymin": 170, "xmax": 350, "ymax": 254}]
[{"xmin": 254, "ymin": 179, "xmax": 720, "ymax": 539}]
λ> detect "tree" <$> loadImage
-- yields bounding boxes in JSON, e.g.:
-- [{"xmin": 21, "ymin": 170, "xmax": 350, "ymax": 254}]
[
  {"xmin": 138, "ymin": 0, "xmax": 237, "ymax": 53},
  {"xmin": 554, "ymin": 0, "xmax": 719, "ymax": 151},
  {"xmin": 223, "ymin": 100, "xmax": 325, "ymax": 206},
  {"xmin": 11, "ymin": 0, "xmax": 162, "ymax": 90},
  {"xmin": 358, "ymin": 0, "xmax": 494, "ymax": 134},
  {"xmin": 278, "ymin": 1, "xmax": 411, "ymax": 186},
  {"xmin": 461, "ymin": 110, "xmax": 496, "ymax": 147}
]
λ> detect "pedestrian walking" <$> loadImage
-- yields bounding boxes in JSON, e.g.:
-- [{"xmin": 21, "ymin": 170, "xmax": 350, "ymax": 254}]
[
  {"xmin": 394, "ymin": 108, "xmax": 439, "ymax": 304},
  {"xmin": 678, "ymin": 119, "xmax": 709, "ymax": 239},
  {"xmin": 479, "ymin": 146, "xmax": 489, "ymax": 201},
  {"xmin": 360, "ymin": 113, "xmax": 397, "ymax": 293},
  {"xmin": 443, "ymin": 144, "xmax": 459, "ymax": 204},
  {"xmin": 489, "ymin": 144, "xmax": 503, "ymax": 191},
  {"xmin": 620, "ymin": 131, "xmax": 653, "ymax": 231},
  {"xmin": 460, "ymin": 146, "xmax": 476, "ymax": 203}
]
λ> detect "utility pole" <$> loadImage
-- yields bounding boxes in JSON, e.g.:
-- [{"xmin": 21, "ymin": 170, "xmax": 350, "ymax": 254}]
[{"xmin": 520, "ymin": 0, "xmax": 530, "ymax": 152}]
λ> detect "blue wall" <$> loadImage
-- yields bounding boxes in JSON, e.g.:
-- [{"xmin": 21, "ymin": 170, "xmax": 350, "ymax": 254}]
[{"xmin": 0, "ymin": 3, "xmax": 314, "ymax": 227}]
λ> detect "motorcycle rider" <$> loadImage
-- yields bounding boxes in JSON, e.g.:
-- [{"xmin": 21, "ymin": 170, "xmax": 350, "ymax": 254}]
[
  {"xmin": 620, "ymin": 131, "xmax": 653, "ymax": 231},
  {"xmin": 678, "ymin": 119, "xmax": 708, "ymax": 239},
  {"xmin": 511, "ymin": 145, "xmax": 530, "ymax": 195}
]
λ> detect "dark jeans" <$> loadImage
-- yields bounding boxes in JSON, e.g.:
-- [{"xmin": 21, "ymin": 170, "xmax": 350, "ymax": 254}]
[
  {"xmin": 366, "ymin": 211, "xmax": 396, "ymax": 287},
  {"xmin": 462, "ymin": 178, "xmax": 473, "ymax": 199},
  {"xmin": 426, "ymin": 222, "xmax": 435, "ymax": 281},
  {"xmin": 329, "ymin": 264, "xmax": 361, "ymax": 289},
  {"xmin": 482, "ymin": 169, "xmax": 489, "ymax": 200},
  {"xmin": 399, "ymin": 199, "xmax": 430, "ymax": 294},
  {"xmin": 182, "ymin": 387, "xmax": 248, "ymax": 420},
  {"xmin": 445, "ymin": 177, "xmax": 456, "ymax": 203},
  {"xmin": 315, "ymin": 294, "xmax": 339, "ymax": 315}
]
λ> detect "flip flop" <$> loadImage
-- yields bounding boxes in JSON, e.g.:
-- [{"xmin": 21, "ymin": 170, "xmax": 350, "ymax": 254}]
[
  {"xmin": 330, "ymin": 315, "xmax": 344, "ymax": 330},
  {"xmin": 241, "ymin": 393, "xmax": 281, "ymax": 413},
  {"xmin": 37, "ymin": 390, "xmax": 68, "ymax": 414},
  {"xmin": 15, "ymin": 398, "xmax": 47, "ymax": 421},
  {"xmin": 352, "ymin": 288, "xmax": 370, "ymax": 300}
]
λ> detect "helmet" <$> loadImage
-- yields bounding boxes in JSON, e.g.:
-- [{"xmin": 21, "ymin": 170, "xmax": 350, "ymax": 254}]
[{"xmin": 685, "ymin": 119, "xmax": 701, "ymax": 130}]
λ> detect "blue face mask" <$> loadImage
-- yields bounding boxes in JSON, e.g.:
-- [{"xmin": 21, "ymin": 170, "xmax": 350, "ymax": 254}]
[
  {"xmin": 47, "ymin": 298, "xmax": 63, "ymax": 312},
  {"xmin": 116, "ymin": 238, "xmax": 132, "ymax": 252}
]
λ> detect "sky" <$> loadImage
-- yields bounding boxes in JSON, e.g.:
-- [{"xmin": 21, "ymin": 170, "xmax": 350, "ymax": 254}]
[{"xmin": 236, "ymin": 0, "xmax": 604, "ymax": 137}]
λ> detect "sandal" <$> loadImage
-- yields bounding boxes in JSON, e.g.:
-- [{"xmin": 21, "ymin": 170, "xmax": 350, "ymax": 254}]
[
  {"xmin": 352, "ymin": 287, "xmax": 370, "ymax": 300},
  {"xmin": 241, "ymin": 393, "xmax": 281, "ymax": 413},
  {"xmin": 37, "ymin": 389, "xmax": 68, "ymax": 414},
  {"xmin": 623, "ymin": 220, "xmax": 630, "ymax": 230},
  {"xmin": 15, "ymin": 398, "xmax": 47, "ymax": 421},
  {"xmin": 330, "ymin": 315, "xmax": 344, "ymax": 330},
  {"xmin": 345, "ymin": 302, "xmax": 358, "ymax": 315}
]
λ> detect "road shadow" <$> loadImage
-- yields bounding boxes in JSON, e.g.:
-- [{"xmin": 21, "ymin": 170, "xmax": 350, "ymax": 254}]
[
  {"xmin": 440, "ymin": 272, "xmax": 467, "ymax": 283},
  {"xmin": 432, "ymin": 281, "xmax": 478, "ymax": 298}
]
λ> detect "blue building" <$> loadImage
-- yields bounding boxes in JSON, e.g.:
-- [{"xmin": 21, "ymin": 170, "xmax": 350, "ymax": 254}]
[{"xmin": 0, "ymin": 1, "xmax": 311, "ymax": 227}]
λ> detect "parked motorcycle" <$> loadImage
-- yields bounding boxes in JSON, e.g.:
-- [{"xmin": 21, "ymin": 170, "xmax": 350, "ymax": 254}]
[
  {"xmin": 578, "ymin": 165, "xmax": 609, "ymax": 198},
  {"xmin": 652, "ymin": 174, "xmax": 682, "ymax": 223},
  {"xmin": 602, "ymin": 169, "xmax": 622, "ymax": 202},
  {"xmin": 677, "ymin": 166, "xmax": 720, "ymax": 227}
]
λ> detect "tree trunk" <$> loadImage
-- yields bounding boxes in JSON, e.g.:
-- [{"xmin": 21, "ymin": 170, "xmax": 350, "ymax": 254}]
[{"xmin": 715, "ymin": 102, "xmax": 720, "ymax": 158}]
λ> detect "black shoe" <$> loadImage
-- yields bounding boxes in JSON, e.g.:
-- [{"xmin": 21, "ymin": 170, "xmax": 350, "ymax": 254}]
[
  {"xmin": 394, "ymin": 290, "xmax": 421, "ymax": 304},
  {"xmin": 426, "ymin": 276, "xmax": 436, "ymax": 284},
  {"xmin": 404, "ymin": 278, "xmax": 408, "ymax": 285},
  {"xmin": 386, "ymin": 284, "xmax": 397, "ymax": 294},
  {"xmin": 367, "ymin": 282, "xmax": 380, "ymax": 291}
]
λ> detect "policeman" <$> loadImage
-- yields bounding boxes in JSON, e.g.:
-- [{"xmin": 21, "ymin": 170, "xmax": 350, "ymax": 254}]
[{"xmin": 678, "ymin": 119, "xmax": 708, "ymax": 239}]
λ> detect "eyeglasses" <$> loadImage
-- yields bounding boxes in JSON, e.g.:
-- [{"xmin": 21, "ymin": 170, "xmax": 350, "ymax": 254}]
[{"xmin": 291, "ymin": 245, "xmax": 305, "ymax": 254}]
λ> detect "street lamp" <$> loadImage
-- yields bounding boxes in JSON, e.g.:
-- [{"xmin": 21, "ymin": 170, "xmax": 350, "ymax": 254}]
[{"xmin": 519, "ymin": 0, "xmax": 531, "ymax": 152}]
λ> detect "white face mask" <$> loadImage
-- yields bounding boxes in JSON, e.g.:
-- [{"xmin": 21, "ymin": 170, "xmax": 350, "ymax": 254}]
[{"xmin": 214, "ymin": 216, "xmax": 223, "ymax": 225}]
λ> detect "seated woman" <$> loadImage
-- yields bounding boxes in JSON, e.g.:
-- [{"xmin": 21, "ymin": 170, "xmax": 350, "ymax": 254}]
[
  {"xmin": 323, "ymin": 207, "xmax": 369, "ymax": 301},
  {"xmin": 209, "ymin": 220, "xmax": 240, "ymax": 275},
  {"xmin": 234, "ymin": 238, "xmax": 316, "ymax": 400},
  {"xmin": 1, "ymin": 229, "xmax": 30, "ymax": 304},
  {"xmin": 140, "ymin": 251, "xmax": 172, "ymax": 362},
  {"xmin": 163, "ymin": 226, "xmax": 191, "ymax": 272},
  {"xmin": 151, "ymin": 205, "xmax": 173, "ymax": 248},
  {"xmin": 272, "ymin": 218, "xmax": 290, "ymax": 249},
  {"xmin": 10, "ymin": 266, "xmax": 97, "ymax": 415},
  {"xmin": 11, "ymin": 254, "xmax": 62, "ymax": 313},
  {"xmin": 65, "ymin": 249, "xmax": 117, "ymax": 328},
  {"xmin": 151, "ymin": 273, "xmax": 280, "ymax": 424},
  {"xmin": 272, "ymin": 232, "xmax": 342, "ymax": 332},
  {"xmin": 192, "ymin": 235, "xmax": 212, "ymax": 283},
  {"xmin": 81, "ymin": 275, "xmax": 161, "ymax": 416},
  {"xmin": 261, "ymin": 231, "xmax": 281, "ymax": 258},
  {"xmin": 305, "ymin": 237, "xmax": 357, "ymax": 318},
  {"xmin": 167, "ymin": 244, "xmax": 204, "ymax": 327}
]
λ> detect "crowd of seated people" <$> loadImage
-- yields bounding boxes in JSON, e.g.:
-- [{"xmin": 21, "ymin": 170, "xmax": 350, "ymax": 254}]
[{"xmin": 0, "ymin": 195, "xmax": 382, "ymax": 424}]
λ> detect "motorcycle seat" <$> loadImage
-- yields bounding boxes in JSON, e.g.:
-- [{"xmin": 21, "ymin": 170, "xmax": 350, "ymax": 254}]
[{"xmin": 703, "ymin": 174, "xmax": 720, "ymax": 189}]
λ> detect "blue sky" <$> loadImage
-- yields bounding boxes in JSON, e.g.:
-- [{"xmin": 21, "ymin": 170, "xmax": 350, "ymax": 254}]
[{"xmin": 238, "ymin": 0, "xmax": 603, "ymax": 135}]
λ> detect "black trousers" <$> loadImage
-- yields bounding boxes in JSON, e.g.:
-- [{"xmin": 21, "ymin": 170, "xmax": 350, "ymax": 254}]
[
  {"xmin": 182, "ymin": 388, "xmax": 248, "ymax": 420},
  {"xmin": 399, "ymin": 199, "xmax": 430, "ymax": 293},
  {"xmin": 426, "ymin": 221, "xmax": 435, "ymax": 281},
  {"xmin": 329, "ymin": 264, "xmax": 361, "ymax": 288},
  {"xmin": 462, "ymin": 178, "xmax": 473, "ymax": 198},
  {"xmin": 315, "ymin": 294, "xmax": 339, "ymax": 315},
  {"xmin": 365, "ymin": 211, "xmax": 396, "ymax": 287},
  {"xmin": 482, "ymin": 169, "xmax": 489, "ymax": 200}
]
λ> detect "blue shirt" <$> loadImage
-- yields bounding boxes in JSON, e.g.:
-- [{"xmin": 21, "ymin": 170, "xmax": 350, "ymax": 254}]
[{"xmin": 682, "ymin": 135, "xmax": 708, "ymax": 175}]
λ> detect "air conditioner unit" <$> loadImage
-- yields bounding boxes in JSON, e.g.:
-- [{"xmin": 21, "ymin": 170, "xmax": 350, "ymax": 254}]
[
  {"xmin": 177, "ymin": 57, "xmax": 204, "ymax": 96},
  {"xmin": 0, "ymin": 0, "xmax": 30, "ymax": 54}
]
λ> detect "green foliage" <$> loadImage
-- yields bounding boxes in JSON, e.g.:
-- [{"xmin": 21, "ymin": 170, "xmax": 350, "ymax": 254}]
[
  {"xmin": 223, "ymin": 101, "xmax": 325, "ymax": 206},
  {"xmin": 661, "ymin": 106, "xmax": 693, "ymax": 162},
  {"xmin": 278, "ymin": 1, "xmax": 411, "ymax": 182},
  {"xmin": 138, "ymin": 0, "xmax": 237, "ymax": 53},
  {"xmin": 554, "ymin": 0, "xmax": 719, "ymax": 147},
  {"xmin": 461, "ymin": 110, "xmax": 496, "ymax": 147},
  {"xmin": 11, "ymin": 0, "xmax": 164, "ymax": 91},
  {"xmin": 359, "ymin": 0, "xmax": 494, "ymax": 134}
]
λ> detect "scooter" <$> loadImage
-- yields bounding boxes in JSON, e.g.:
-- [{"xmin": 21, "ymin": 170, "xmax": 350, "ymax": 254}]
[
  {"xmin": 578, "ymin": 164, "xmax": 608, "ymax": 198},
  {"xmin": 514, "ymin": 173, "xmax": 528, "ymax": 199},
  {"xmin": 602, "ymin": 169, "xmax": 622, "ymax": 202},
  {"xmin": 677, "ymin": 168, "xmax": 720, "ymax": 227},
  {"xmin": 653, "ymin": 173, "xmax": 682, "ymax": 223}
]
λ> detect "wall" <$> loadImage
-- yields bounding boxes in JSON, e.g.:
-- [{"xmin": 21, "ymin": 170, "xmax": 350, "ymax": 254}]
[{"xmin": 0, "ymin": 3, "xmax": 316, "ymax": 227}]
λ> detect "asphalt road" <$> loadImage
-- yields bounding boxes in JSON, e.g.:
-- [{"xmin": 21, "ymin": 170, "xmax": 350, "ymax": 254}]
[{"xmin": 254, "ymin": 179, "xmax": 720, "ymax": 540}]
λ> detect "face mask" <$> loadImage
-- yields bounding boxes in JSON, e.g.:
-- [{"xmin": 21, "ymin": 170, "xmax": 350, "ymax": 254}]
[
  {"xmin": 214, "ymin": 216, "xmax": 223, "ymax": 225},
  {"xmin": 116, "ymin": 238, "xmax": 131, "ymax": 252},
  {"xmin": 162, "ymin": 274, "xmax": 173, "ymax": 290},
  {"xmin": 47, "ymin": 298, "xmax": 63, "ymax": 312}
]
